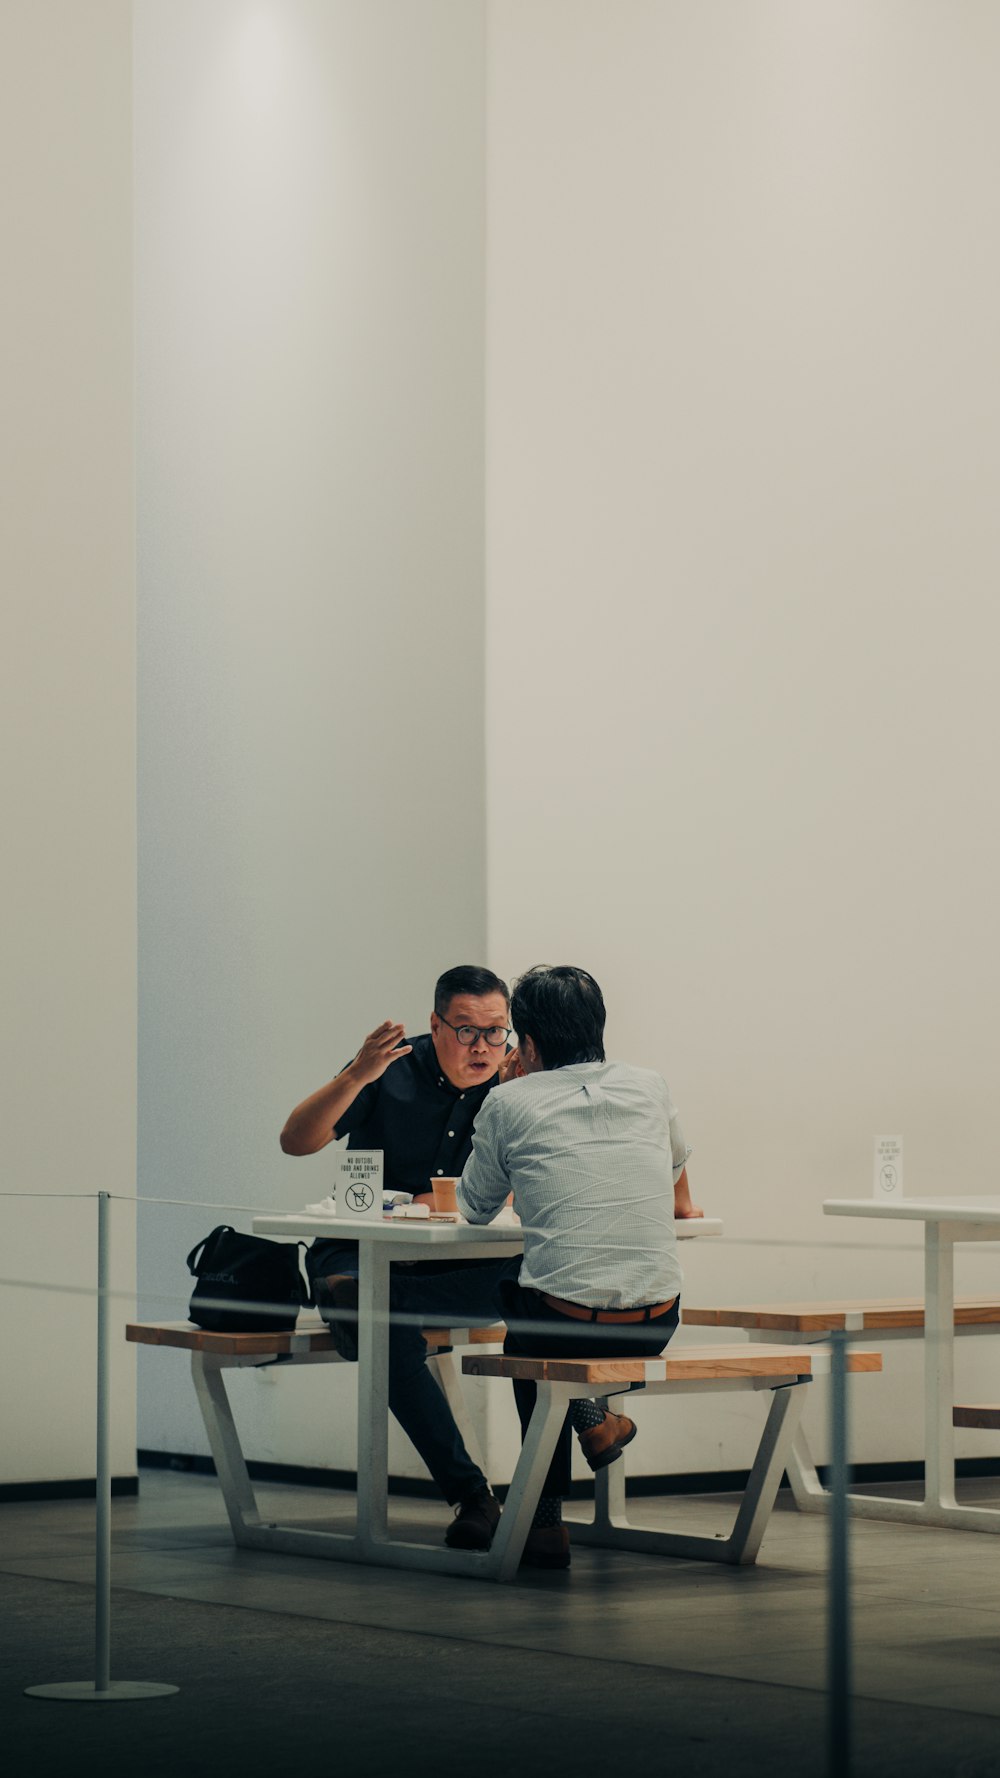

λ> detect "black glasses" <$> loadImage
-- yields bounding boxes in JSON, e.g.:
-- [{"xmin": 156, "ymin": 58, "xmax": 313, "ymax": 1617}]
[{"xmin": 438, "ymin": 1017, "xmax": 512, "ymax": 1049}]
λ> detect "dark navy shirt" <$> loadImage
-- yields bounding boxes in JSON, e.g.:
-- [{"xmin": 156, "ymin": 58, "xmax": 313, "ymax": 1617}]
[{"xmin": 333, "ymin": 1033, "xmax": 500, "ymax": 1197}]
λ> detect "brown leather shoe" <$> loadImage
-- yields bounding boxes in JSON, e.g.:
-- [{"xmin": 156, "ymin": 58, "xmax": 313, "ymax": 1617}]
[
  {"xmin": 519, "ymin": 1525, "xmax": 571, "ymax": 1570},
  {"xmin": 577, "ymin": 1410, "xmax": 637, "ymax": 1471}
]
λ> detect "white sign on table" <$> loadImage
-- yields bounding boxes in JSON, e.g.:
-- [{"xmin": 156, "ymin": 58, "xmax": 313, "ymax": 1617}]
[
  {"xmin": 873, "ymin": 1134, "xmax": 903, "ymax": 1201},
  {"xmin": 335, "ymin": 1149, "xmax": 384, "ymax": 1221}
]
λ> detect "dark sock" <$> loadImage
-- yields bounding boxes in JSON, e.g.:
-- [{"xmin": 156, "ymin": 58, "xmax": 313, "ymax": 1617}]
[
  {"xmin": 570, "ymin": 1399, "xmax": 606, "ymax": 1432},
  {"xmin": 531, "ymin": 1494, "xmax": 563, "ymax": 1530}
]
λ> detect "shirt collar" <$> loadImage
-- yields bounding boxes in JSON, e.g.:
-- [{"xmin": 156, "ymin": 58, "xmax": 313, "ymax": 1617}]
[{"xmin": 412, "ymin": 1032, "xmax": 459, "ymax": 1093}]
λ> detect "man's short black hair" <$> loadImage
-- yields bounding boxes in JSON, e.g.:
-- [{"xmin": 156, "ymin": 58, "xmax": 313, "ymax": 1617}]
[
  {"xmin": 434, "ymin": 966, "xmax": 510, "ymax": 1017},
  {"xmin": 510, "ymin": 965, "xmax": 606, "ymax": 1069}
]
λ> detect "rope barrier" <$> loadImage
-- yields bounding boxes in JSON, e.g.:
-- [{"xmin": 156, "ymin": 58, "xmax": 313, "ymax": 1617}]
[
  {"xmin": 8, "ymin": 1185, "xmax": 997, "ymax": 1735},
  {"xmin": 0, "ymin": 1271, "xmax": 977, "ymax": 1351},
  {"xmin": 0, "ymin": 1191, "xmax": 932, "ymax": 1253}
]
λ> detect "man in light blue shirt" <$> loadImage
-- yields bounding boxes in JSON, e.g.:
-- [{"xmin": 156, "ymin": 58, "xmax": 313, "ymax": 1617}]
[{"xmin": 458, "ymin": 965, "xmax": 695, "ymax": 1569}]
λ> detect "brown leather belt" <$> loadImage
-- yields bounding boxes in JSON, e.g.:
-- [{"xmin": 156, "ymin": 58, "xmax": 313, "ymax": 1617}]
[{"xmin": 538, "ymin": 1291, "xmax": 677, "ymax": 1324}]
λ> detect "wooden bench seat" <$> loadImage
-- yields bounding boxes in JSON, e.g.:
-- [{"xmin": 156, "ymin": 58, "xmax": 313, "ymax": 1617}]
[
  {"xmin": 131, "ymin": 1311, "xmax": 884, "ymax": 1580},
  {"xmin": 461, "ymin": 1342, "xmax": 882, "ymax": 1577},
  {"xmin": 683, "ymin": 1297, "xmax": 1000, "ymax": 1334},
  {"xmin": 126, "ymin": 1317, "xmax": 506, "ymax": 1360},
  {"xmin": 465, "ymin": 1344, "xmax": 881, "ymax": 1384},
  {"xmin": 954, "ymin": 1405, "xmax": 1000, "ymax": 1431},
  {"xmin": 129, "ymin": 1316, "xmax": 507, "ymax": 1556},
  {"xmin": 682, "ymin": 1297, "xmax": 1000, "ymax": 1523}
]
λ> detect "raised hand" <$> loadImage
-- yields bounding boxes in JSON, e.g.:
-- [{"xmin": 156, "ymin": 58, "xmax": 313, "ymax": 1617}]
[
  {"xmin": 498, "ymin": 1046, "xmax": 524, "ymax": 1083},
  {"xmin": 352, "ymin": 1021, "xmax": 413, "ymax": 1086}
]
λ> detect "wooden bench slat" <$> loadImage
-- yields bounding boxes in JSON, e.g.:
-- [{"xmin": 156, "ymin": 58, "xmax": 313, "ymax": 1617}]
[
  {"xmin": 954, "ymin": 1404, "xmax": 1000, "ymax": 1430},
  {"xmin": 463, "ymin": 1342, "xmax": 882, "ymax": 1385},
  {"xmin": 683, "ymin": 1297, "xmax": 1000, "ymax": 1333},
  {"xmin": 125, "ymin": 1318, "xmax": 507, "ymax": 1358},
  {"xmin": 465, "ymin": 1356, "xmax": 660, "ymax": 1384},
  {"xmin": 683, "ymin": 1307, "xmax": 853, "ymax": 1332},
  {"xmin": 126, "ymin": 1320, "xmax": 334, "ymax": 1356}
]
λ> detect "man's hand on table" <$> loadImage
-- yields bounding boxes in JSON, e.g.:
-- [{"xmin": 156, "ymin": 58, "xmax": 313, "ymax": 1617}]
[{"xmin": 673, "ymin": 1166, "xmax": 703, "ymax": 1220}]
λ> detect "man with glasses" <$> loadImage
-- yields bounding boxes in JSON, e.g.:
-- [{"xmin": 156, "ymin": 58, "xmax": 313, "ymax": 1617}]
[{"xmin": 280, "ymin": 965, "xmax": 515, "ymax": 1550}]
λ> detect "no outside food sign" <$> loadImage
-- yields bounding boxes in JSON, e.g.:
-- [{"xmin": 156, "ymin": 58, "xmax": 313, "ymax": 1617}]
[{"xmin": 336, "ymin": 1150, "xmax": 384, "ymax": 1220}]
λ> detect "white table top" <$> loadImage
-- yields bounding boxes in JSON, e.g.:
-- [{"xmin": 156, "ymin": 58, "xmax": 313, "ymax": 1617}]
[
  {"xmin": 824, "ymin": 1195, "xmax": 1000, "ymax": 1227},
  {"xmin": 253, "ymin": 1211, "xmax": 724, "ymax": 1242},
  {"xmin": 254, "ymin": 1212, "xmax": 522, "ymax": 1246}
]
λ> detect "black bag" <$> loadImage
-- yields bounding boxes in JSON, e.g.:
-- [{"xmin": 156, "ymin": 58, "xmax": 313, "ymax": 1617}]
[{"xmin": 186, "ymin": 1225, "xmax": 312, "ymax": 1333}]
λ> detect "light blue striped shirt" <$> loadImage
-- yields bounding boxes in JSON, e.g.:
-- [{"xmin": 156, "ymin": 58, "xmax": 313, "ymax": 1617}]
[{"xmin": 457, "ymin": 1061, "xmax": 688, "ymax": 1309}]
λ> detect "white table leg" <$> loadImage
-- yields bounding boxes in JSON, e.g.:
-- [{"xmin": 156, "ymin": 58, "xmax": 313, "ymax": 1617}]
[
  {"xmin": 190, "ymin": 1355, "xmax": 262, "ymax": 1544},
  {"xmin": 488, "ymin": 1382, "xmax": 571, "ymax": 1582},
  {"xmin": 924, "ymin": 1223, "xmax": 956, "ymax": 1510},
  {"xmin": 584, "ymin": 1394, "xmax": 628, "ymax": 1535},
  {"xmin": 568, "ymin": 1381, "xmax": 807, "ymax": 1565},
  {"xmin": 727, "ymin": 1382, "xmax": 805, "ymax": 1563},
  {"xmin": 783, "ymin": 1424, "xmax": 829, "ymax": 1510},
  {"xmin": 427, "ymin": 1349, "xmax": 490, "ymax": 1480},
  {"xmin": 743, "ymin": 1327, "xmax": 830, "ymax": 1513},
  {"xmin": 355, "ymin": 1239, "xmax": 391, "ymax": 1547}
]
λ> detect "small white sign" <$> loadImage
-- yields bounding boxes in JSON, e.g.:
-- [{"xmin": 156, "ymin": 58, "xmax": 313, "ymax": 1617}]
[
  {"xmin": 335, "ymin": 1149, "xmax": 384, "ymax": 1221},
  {"xmin": 874, "ymin": 1135, "xmax": 904, "ymax": 1201}
]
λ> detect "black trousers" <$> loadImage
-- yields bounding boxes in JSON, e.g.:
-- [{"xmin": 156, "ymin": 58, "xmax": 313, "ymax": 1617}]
[{"xmin": 498, "ymin": 1274, "xmax": 680, "ymax": 1499}]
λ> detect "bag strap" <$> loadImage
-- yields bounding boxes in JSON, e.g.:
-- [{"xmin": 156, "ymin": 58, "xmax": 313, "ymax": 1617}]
[{"xmin": 186, "ymin": 1226, "xmax": 233, "ymax": 1277}]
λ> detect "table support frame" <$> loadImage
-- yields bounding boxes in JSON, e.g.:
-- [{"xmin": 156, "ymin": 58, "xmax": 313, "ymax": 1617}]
[
  {"xmin": 787, "ymin": 1211, "xmax": 1000, "ymax": 1532},
  {"xmin": 189, "ymin": 1348, "xmax": 813, "ymax": 1581}
]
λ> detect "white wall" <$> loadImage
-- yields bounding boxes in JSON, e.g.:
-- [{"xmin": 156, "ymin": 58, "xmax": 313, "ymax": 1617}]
[
  {"xmin": 135, "ymin": 0, "xmax": 487, "ymax": 1467},
  {"xmin": 133, "ymin": 0, "xmax": 1000, "ymax": 1488},
  {"xmin": 0, "ymin": 2, "xmax": 136, "ymax": 1484},
  {"xmin": 485, "ymin": 0, "xmax": 1000, "ymax": 1475}
]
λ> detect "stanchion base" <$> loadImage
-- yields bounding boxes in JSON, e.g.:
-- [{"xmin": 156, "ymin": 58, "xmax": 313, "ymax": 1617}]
[{"xmin": 25, "ymin": 1681, "xmax": 179, "ymax": 1701}]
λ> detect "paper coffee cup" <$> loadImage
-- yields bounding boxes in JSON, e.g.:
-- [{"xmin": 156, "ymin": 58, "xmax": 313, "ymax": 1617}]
[{"xmin": 431, "ymin": 1176, "xmax": 459, "ymax": 1214}]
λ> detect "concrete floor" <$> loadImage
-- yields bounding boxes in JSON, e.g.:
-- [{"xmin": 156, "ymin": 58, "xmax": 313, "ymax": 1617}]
[{"xmin": 3, "ymin": 1468, "xmax": 1000, "ymax": 1778}]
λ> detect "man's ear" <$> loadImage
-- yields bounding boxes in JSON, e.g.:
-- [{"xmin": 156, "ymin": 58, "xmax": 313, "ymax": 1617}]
[
  {"xmin": 521, "ymin": 1034, "xmax": 541, "ymax": 1072},
  {"xmin": 429, "ymin": 1010, "xmax": 440, "ymax": 1035}
]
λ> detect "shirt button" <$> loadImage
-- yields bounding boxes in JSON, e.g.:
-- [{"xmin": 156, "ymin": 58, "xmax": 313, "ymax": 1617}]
[
  {"xmin": 459, "ymin": 1094, "xmax": 465, "ymax": 1100},
  {"xmin": 448, "ymin": 1130, "xmax": 455, "ymax": 1138},
  {"xmin": 436, "ymin": 1169, "xmax": 443, "ymax": 1176}
]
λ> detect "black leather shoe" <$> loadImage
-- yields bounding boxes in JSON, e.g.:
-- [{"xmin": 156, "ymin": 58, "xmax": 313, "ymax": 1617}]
[
  {"xmin": 519, "ymin": 1525, "xmax": 571, "ymax": 1569},
  {"xmin": 314, "ymin": 1274, "xmax": 359, "ymax": 1361},
  {"xmin": 444, "ymin": 1486, "xmax": 501, "ymax": 1551}
]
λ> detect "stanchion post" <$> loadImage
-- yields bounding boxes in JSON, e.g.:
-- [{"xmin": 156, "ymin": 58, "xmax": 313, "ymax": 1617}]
[
  {"xmin": 827, "ymin": 1327, "xmax": 851, "ymax": 1778},
  {"xmin": 25, "ymin": 1191, "xmax": 178, "ymax": 1702},
  {"xmin": 95, "ymin": 1188, "xmax": 111, "ymax": 1691}
]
